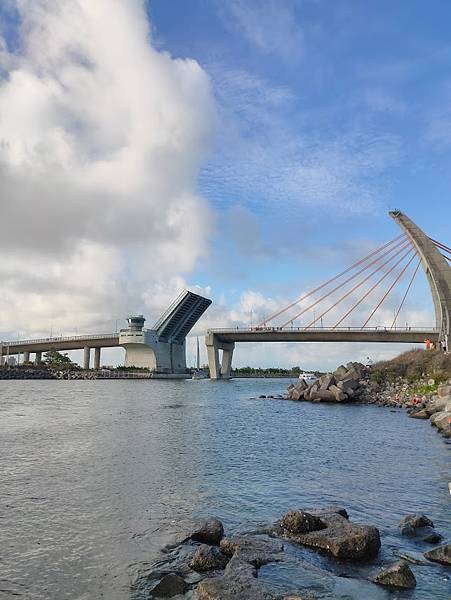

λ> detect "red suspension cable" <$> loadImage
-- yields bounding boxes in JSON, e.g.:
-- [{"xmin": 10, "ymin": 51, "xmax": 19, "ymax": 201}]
[
  {"xmin": 430, "ymin": 237, "xmax": 451, "ymax": 253},
  {"xmin": 257, "ymin": 234, "xmax": 406, "ymax": 326},
  {"xmin": 332, "ymin": 246, "xmax": 415, "ymax": 329},
  {"xmin": 390, "ymin": 258, "xmax": 421, "ymax": 330},
  {"xmin": 280, "ymin": 237, "xmax": 411, "ymax": 328},
  {"xmin": 362, "ymin": 252, "xmax": 418, "ymax": 328}
]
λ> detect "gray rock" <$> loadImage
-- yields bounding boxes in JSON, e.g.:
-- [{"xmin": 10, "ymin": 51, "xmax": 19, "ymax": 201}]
[
  {"xmin": 424, "ymin": 543, "xmax": 451, "ymax": 565},
  {"xmin": 437, "ymin": 385, "xmax": 451, "ymax": 397},
  {"xmin": 329, "ymin": 384, "xmax": 348, "ymax": 402},
  {"xmin": 333, "ymin": 365, "xmax": 348, "ymax": 381},
  {"xmin": 220, "ymin": 535, "xmax": 284, "ymax": 567},
  {"xmin": 409, "ymin": 409, "xmax": 429, "ymax": 419},
  {"xmin": 195, "ymin": 555, "xmax": 275, "ymax": 599},
  {"xmin": 272, "ymin": 509, "xmax": 380, "ymax": 560},
  {"xmin": 422, "ymin": 531, "xmax": 443, "ymax": 544},
  {"xmin": 279, "ymin": 511, "xmax": 326, "ymax": 535},
  {"xmin": 319, "ymin": 374, "xmax": 335, "ymax": 390},
  {"xmin": 373, "ymin": 561, "xmax": 416, "ymax": 589},
  {"xmin": 310, "ymin": 389, "xmax": 335, "ymax": 402},
  {"xmin": 189, "ymin": 518, "xmax": 224, "ymax": 545},
  {"xmin": 152, "ymin": 573, "xmax": 188, "ymax": 597},
  {"xmin": 337, "ymin": 378, "xmax": 359, "ymax": 393},
  {"xmin": 399, "ymin": 513, "xmax": 434, "ymax": 536},
  {"xmin": 190, "ymin": 544, "xmax": 229, "ymax": 572}
]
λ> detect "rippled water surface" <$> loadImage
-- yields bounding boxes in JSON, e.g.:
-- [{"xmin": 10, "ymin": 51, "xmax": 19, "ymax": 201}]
[{"xmin": 1, "ymin": 379, "xmax": 450, "ymax": 599}]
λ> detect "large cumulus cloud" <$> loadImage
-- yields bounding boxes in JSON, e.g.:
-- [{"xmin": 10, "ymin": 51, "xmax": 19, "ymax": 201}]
[{"xmin": 0, "ymin": 0, "xmax": 215, "ymax": 336}]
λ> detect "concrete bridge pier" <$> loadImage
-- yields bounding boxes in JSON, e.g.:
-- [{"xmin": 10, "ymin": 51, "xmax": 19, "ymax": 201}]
[
  {"xmin": 83, "ymin": 346, "xmax": 90, "ymax": 370},
  {"xmin": 23, "ymin": 351, "xmax": 30, "ymax": 363},
  {"xmin": 94, "ymin": 347, "xmax": 101, "ymax": 370},
  {"xmin": 206, "ymin": 333, "xmax": 235, "ymax": 379},
  {"xmin": 35, "ymin": 351, "xmax": 42, "ymax": 365}
]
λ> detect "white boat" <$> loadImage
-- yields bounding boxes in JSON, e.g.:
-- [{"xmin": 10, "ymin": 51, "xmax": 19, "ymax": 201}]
[
  {"xmin": 192, "ymin": 337, "xmax": 207, "ymax": 380},
  {"xmin": 299, "ymin": 372, "xmax": 317, "ymax": 384}
]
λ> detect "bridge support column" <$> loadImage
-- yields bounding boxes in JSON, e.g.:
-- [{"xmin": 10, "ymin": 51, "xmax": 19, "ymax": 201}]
[
  {"xmin": 206, "ymin": 333, "xmax": 235, "ymax": 380},
  {"xmin": 94, "ymin": 347, "xmax": 101, "ymax": 370},
  {"xmin": 220, "ymin": 343, "xmax": 235, "ymax": 379},
  {"xmin": 83, "ymin": 346, "xmax": 91, "ymax": 370},
  {"xmin": 35, "ymin": 351, "xmax": 42, "ymax": 365},
  {"xmin": 23, "ymin": 351, "xmax": 30, "ymax": 363}
]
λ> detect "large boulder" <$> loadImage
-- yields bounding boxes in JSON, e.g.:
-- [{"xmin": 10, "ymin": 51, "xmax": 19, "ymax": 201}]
[
  {"xmin": 437, "ymin": 385, "xmax": 451, "ymax": 398},
  {"xmin": 188, "ymin": 518, "xmax": 224, "ymax": 545},
  {"xmin": 424, "ymin": 543, "xmax": 451, "ymax": 566},
  {"xmin": 190, "ymin": 544, "xmax": 229, "ymax": 571},
  {"xmin": 273, "ymin": 509, "xmax": 380, "ymax": 560},
  {"xmin": 319, "ymin": 374, "xmax": 335, "ymax": 390},
  {"xmin": 195, "ymin": 538, "xmax": 282, "ymax": 600},
  {"xmin": 425, "ymin": 395, "xmax": 451, "ymax": 416},
  {"xmin": 280, "ymin": 511, "xmax": 325, "ymax": 535},
  {"xmin": 195, "ymin": 555, "xmax": 274, "ymax": 599},
  {"xmin": 430, "ymin": 411, "xmax": 451, "ymax": 433},
  {"xmin": 220, "ymin": 535, "xmax": 284, "ymax": 567},
  {"xmin": 333, "ymin": 365, "xmax": 348, "ymax": 381},
  {"xmin": 373, "ymin": 561, "xmax": 416, "ymax": 589},
  {"xmin": 337, "ymin": 378, "xmax": 359, "ymax": 393},
  {"xmin": 310, "ymin": 389, "xmax": 335, "ymax": 402},
  {"xmin": 329, "ymin": 384, "xmax": 348, "ymax": 402},
  {"xmin": 399, "ymin": 513, "xmax": 434, "ymax": 535},
  {"xmin": 151, "ymin": 573, "xmax": 188, "ymax": 597}
]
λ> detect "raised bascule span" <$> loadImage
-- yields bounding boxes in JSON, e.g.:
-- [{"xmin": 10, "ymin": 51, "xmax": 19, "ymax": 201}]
[
  {"xmin": 0, "ymin": 290, "xmax": 212, "ymax": 376},
  {"xmin": 206, "ymin": 211, "xmax": 451, "ymax": 379}
]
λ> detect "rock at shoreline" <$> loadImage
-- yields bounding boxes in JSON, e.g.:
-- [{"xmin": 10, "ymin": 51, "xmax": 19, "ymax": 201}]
[
  {"xmin": 373, "ymin": 561, "xmax": 416, "ymax": 589},
  {"xmin": 196, "ymin": 535, "xmax": 287, "ymax": 598},
  {"xmin": 220, "ymin": 535, "xmax": 284, "ymax": 567},
  {"xmin": 424, "ymin": 543, "xmax": 451, "ymax": 566},
  {"xmin": 280, "ymin": 511, "xmax": 325, "ymax": 535},
  {"xmin": 190, "ymin": 545, "xmax": 229, "ymax": 571},
  {"xmin": 399, "ymin": 513, "xmax": 434, "ymax": 536},
  {"xmin": 272, "ymin": 508, "xmax": 380, "ymax": 560},
  {"xmin": 187, "ymin": 518, "xmax": 224, "ymax": 545},
  {"xmin": 195, "ymin": 555, "xmax": 274, "ymax": 600},
  {"xmin": 151, "ymin": 572, "xmax": 188, "ymax": 597}
]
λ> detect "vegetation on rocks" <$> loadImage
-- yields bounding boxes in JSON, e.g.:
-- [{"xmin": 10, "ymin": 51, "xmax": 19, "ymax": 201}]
[{"xmin": 369, "ymin": 349, "xmax": 451, "ymax": 384}]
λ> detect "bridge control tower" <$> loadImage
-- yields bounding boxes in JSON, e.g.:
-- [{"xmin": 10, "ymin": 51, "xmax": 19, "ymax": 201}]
[{"xmin": 119, "ymin": 290, "xmax": 212, "ymax": 374}]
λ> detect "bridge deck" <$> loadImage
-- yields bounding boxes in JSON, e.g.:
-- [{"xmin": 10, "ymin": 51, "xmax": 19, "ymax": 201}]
[
  {"xmin": 208, "ymin": 327, "xmax": 438, "ymax": 344},
  {"xmin": 1, "ymin": 334, "xmax": 119, "ymax": 355}
]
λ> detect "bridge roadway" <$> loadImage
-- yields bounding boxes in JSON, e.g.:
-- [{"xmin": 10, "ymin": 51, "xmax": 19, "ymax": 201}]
[
  {"xmin": 205, "ymin": 327, "xmax": 439, "ymax": 379},
  {"xmin": 0, "ymin": 333, "xmax": 119, "ymax": 369}
]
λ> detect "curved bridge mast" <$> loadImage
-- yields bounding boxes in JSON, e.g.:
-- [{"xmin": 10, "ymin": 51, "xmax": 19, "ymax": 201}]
[{"xmin": 389, "ymin": 210, "xmax": 451, "ymax": 351}]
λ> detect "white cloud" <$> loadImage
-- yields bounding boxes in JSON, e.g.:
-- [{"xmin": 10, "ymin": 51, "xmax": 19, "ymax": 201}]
[{"xmin": 0, "ymin": 0, "xmax": 215, "ymax": 337}]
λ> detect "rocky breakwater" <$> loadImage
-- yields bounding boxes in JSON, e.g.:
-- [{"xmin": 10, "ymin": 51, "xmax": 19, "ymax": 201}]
[
  {"xmin": 132, "ymin": 507, "xmax": 450, "ymax": 598},
  {"xmin": 408, "ymin": 383, "xmax": 451, "ymax": 438},
  {"xmin": 287, "ymin": 362, "xmax": 367, "ymax": 404},
  {"xmin": 0, "ymin": 366, "xmax": 56, "ymax": 379}
]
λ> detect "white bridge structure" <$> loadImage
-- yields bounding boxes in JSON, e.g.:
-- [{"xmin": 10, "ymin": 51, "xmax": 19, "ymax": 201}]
[{"xmin": 1, "ymin": 290, "xmax": 211, "ymax": 376}]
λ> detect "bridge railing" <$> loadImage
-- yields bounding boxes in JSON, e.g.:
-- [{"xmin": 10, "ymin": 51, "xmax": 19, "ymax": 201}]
[
  {"xmin": 0, "ymin": 333, "xmax": 118, "ymax": 347},
  {"xmin": 208, "ymin": 326, "xmax": 438, "ymax": 333}
]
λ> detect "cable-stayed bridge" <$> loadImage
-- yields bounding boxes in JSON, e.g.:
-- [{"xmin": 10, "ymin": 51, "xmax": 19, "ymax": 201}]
[{"xmin": 206, "ymin": 211, "xmax": 451, "ymax": 379}]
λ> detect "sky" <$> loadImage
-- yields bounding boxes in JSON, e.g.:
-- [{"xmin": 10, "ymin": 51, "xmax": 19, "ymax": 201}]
[{"xmin": 0, "ymin": 0, "xmax": 450, "ymax": 369}]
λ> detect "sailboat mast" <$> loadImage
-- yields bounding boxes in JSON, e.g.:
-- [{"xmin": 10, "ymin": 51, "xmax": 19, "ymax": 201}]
[{"xmin": 196, "ymin": 337, "xmax": 200, "ymax": 370}]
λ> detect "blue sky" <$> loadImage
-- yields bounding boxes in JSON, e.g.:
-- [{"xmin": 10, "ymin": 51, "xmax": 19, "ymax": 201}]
[
  {"xmin": 150, "ymin": 0, "xmax": 450, "ymax": 321},
  {"xmin": 0, "ymin": 0, "xmax": 450, "ymax": 368}
]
